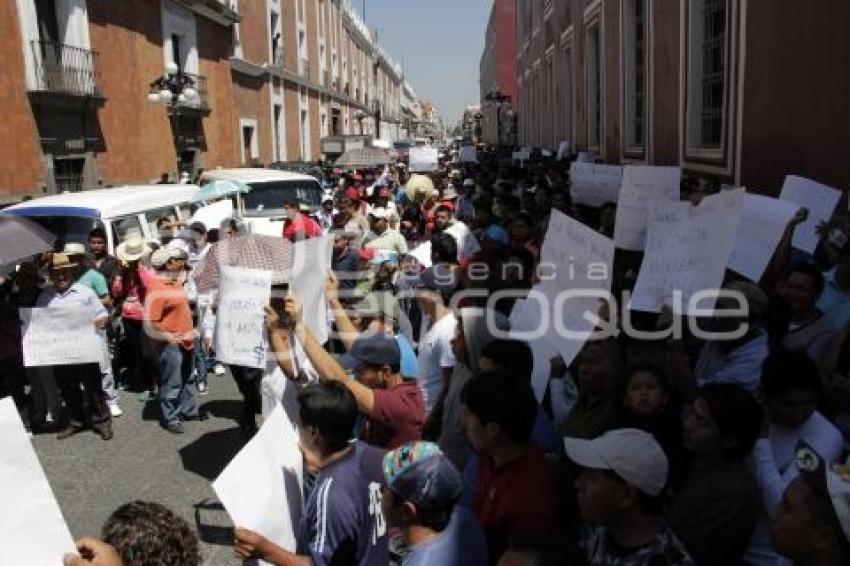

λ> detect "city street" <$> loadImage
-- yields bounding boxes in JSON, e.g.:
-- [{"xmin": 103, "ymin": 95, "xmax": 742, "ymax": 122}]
[{"xmin": 33, "ymin": 375, "xmax": 246, "ymax": 566}]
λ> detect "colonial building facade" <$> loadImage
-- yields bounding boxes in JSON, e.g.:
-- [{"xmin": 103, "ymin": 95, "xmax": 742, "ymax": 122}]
[
  {"xmin": 1, "ymin": 0, "xmax": 413, "ymax": 202},
  {"xmin": 514, "ymin": 0, "xmax": 850, "ymax": 193}
]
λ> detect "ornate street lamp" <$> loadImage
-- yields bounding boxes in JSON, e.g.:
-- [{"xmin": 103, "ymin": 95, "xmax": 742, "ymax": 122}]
[{"xmin": 148, "ymin": 62, "xmax": 200, "ymax": 179}]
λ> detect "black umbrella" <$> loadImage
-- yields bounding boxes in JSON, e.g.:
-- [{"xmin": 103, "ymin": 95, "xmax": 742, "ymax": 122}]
[{"xmin": 0, "ymin": 215, "xmax": 56, "ymax": 265}]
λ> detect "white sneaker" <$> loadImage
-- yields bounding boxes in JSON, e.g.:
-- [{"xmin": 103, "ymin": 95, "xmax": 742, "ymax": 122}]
[
  {"xmin": 109, "ymin": 404, "xmax": 123, "ymax": 418},
  {"xmin": 213, "ymin": 363, "xmax": 226, "ymax": 376}
]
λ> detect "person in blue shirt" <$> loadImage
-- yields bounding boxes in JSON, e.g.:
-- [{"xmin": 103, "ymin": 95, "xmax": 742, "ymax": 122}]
[
  {"xmin": 234, "ymin": 382, "xmax": 388, "ymax": 566},
  {"xmin": 382, "ymin": 441, "xmax": 487, "ymax": 566}
]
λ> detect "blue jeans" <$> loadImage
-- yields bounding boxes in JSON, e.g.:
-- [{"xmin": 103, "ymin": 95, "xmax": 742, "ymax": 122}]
[
  {"xmin": 193, "ymin": 337, "xmax": 214, "ymax": 385},
  {"xmin": 157, "ymin": 345, "xmax": 198, "ymax": 424}
]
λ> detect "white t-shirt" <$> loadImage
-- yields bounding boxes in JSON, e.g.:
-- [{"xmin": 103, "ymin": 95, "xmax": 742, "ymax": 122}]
[{"xmin": 417, "ymin": 313, "xmax": 458, "ymax": 412}]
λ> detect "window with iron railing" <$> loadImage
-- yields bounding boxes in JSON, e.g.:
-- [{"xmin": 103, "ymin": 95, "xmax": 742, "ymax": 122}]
[
  {"xmin": 700, "ymin": 0, "xmax": 725, "ymax": 148},
  {"xmin": 53, "ymin": 157, "xmax": 85, "ymax": 192},
  {"xmin": 623, "ymin": 0, "xmax": 647, "ymax": 157},
  {"xmin": 29, "ymin": 40, "xmax": 101, "ymax": 97}
]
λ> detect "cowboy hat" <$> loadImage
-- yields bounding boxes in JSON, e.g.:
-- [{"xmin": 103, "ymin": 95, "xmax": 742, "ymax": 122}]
[
  {"xmin": 50, "ymin": 252, "xmax": 78, "ymax": 271},
  {"xmin": 116, "ymin": 235, "xmax": 149, "ymax": 262},
  {"xmin": 442, "ymin": 187, "xmax": 459, "ymax": 200},
  {"xmin": 63, "ymin": 242, "xmax": 87, "ymax": 256}
]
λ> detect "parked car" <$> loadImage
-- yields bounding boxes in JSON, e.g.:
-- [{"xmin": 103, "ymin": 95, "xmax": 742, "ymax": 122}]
[
  {"xmin": 2, "ymin": 184, "xmax": 200, "ymax": 254},
  {"xmin": 200, "ymin": 168, "xmax": 323, "ymax": 237}
]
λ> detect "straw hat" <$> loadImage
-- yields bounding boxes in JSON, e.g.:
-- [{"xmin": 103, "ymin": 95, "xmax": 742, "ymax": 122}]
[
  {"xmin": 405, "ymin": 174, "xmax": 436, "ymax": 204},
  {"xmin": 116, "ymin": 235, "xmax": 149, "ymax": 262},
  {"xmin": 50, "ymin": 252, "xmax": 78, "ymax": 271},
  {"xmin": 63, "ymin": 242, "xmax": 87, "ymax": 256}
]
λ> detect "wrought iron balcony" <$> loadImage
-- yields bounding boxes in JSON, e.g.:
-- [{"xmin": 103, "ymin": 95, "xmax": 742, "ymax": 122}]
[
  {"xmin": 29, "ymin": 40, "xmax": 102, "ymax": 98},
  {"xmin": 182, "ymin": 72, "xmax": 209, "ymax": 111}
]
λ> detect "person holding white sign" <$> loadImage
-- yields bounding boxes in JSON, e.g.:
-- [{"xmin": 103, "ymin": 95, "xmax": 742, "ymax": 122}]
[
  {"xmin": 34, "ymin": 252, "xmax": 113, "ymax": 441},
  {"xmin": 233, "ymin": 382, "xmax": 389, "ymax": 566}
]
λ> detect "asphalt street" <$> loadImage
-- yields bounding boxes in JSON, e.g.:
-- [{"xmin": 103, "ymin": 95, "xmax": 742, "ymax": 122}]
[{"xmin": 32, "ymin": 372, "xmax": 248, "ymax": 566}]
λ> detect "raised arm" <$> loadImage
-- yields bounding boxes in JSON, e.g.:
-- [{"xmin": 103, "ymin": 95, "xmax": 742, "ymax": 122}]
[
  {"xmin": 324, "ymin": 271, "xmax": 359, "ymax": 351},
  {"xmin": 760, "ymin": 207, "xmax": 808, "ymax": 292}
]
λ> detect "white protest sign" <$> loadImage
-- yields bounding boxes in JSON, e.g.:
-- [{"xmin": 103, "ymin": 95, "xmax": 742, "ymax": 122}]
[
  {"xmin": 213, "ymin": 404, "xmax": 303, "ymax": 554},
  {"xmin": 537, "ymin": 210, "xmax": 615, "ymax": 366},
  {"xmin": 20, "ymin": 307, "xmax": 101, "ymax": 367},
  {"xmin": 570, "ymin": 162, "xmax": 624, "ymax": 207},
  {"xmin": 216, "ymin": 267, "xmax": 272, "ymax": 369},
  {"xmin": 631, "ymin": 188, "xmax": 745, "ymax": 314},
  {"xmin": 779, "ymin": 175, "xmax": 842, "ymax": 254},
  {"xmin": 614, "ymin": 165, "xmax": 682, "ymax": 251},
  {"xmin": 191, "ymin": 199, "xmax": 234, "ymax": 231},
  {"xmin": 291, "ymin": 234, "xmax": 332, "ymax": 344},
  {"xmin": 445, "ymin": 221, "xmax": 481, "ymax": 260},
  {"xmin": 408, "ymin": 241, "xmax": 433, "ymax": 268},
  {"xmin": 512, "ymin": 149, "xmax": 531, "ymax": 163},
  {"xmin": 0, "ymin": 397, "xmax": 75, "ymax": 564},
  {"xmin": 577, "ymin": 151, "xmax": 597, "ymax": 163},
  {"xmin": 556, "ymin": 141, "xmax": 571, "ymax": 161},
  {"xmin": 458, "ymin": 145, "xmax": 478, "ymax": 163},
  {"xmin": 408, "ymin": 146, "xmax": 439, "ymax": 172},
  {"xmin": 728, "ymin": 193, "xmax": 799, "ymax": 282},
  {"xmin": 509, "ymin": 297, "xmax": 559, "ymax": 403}
]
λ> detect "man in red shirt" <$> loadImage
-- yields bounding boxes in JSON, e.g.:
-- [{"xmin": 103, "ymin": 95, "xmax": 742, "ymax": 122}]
[
  {"xmin": 460, "ymin": 369, "xmax": 557, "ymax": 563},
  {"xmin": 281, "ymin": 199, "xmax": 322, "ymax": 242},
  {"xmin": 267, "ymin": 296, "xmax": 425, "ymax": 449}
]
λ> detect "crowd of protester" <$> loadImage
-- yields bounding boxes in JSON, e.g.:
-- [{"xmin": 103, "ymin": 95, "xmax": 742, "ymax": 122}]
[{"xmin": 3, "ymin": 145, "xmax": 850, "ymax": 565}]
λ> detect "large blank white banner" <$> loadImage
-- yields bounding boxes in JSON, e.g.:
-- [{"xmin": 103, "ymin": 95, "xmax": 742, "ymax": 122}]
[
  {"xmin": 291, "ymin": 235, "xmax": 332, "ymax": 344},
  {"xmin": 631, "ymin": 188, "xmax": 745, "ymax": 315},
  {"xmin": 0, "ymin": 397, "xmax": 75, "ymax": 564}
]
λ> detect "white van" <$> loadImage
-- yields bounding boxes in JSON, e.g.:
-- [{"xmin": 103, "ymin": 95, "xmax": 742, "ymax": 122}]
[
  {"xmin": 2, "ymin": 184, "xmax": 199, "ymax": 254},
  {"xmin": 200, "ymin": 168, "xmax": 323, "ymax": 237}
]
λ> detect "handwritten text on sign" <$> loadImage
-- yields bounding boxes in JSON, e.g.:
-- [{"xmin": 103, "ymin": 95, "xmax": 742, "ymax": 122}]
[
  {"xmin": 614, "ymin": 165, "xmax": 681, "ymax": 251},
  {"xmin": 631, "ymin": 188, "xmax": 745, "ymax": 315},
  {"xmin": 537, "ymin": 209, "xmax": 615, "ymax": 366},
  {"xmin": 569, "ymin": 162, "xmax": 624, "ymax": 207},
  {"xmin": 216, "ymin": 267, "xmax": 272, "ymax": 369},
  {"xmin": 20, "ymin": 307, "xmax": 102, "ymax": 367}
]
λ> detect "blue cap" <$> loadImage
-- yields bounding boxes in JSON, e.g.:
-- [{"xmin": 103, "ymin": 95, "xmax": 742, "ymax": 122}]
[
  {"xmin": 383, "ymin": 442, "xmax": 462, "ymax": 511},
  {"xmin": 340, "ymin": 334, "xmax": 401, "ymax": 370}
]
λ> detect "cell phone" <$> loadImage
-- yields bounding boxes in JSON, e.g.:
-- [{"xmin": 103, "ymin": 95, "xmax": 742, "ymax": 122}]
[{"xmin": 270, "ymin": 283, "xmax": 292, "ymax": 329}]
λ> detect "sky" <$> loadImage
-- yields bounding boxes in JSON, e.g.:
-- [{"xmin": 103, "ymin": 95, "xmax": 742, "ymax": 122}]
[{"xmin": 352, "ymin": 0, "xmax": 492, "ymax": 127}]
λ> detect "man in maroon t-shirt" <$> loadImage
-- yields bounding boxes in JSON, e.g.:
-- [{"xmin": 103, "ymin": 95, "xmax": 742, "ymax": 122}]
[{"xmin": 283, "ymin": 296, "xmax": 425, "ymax": 449}]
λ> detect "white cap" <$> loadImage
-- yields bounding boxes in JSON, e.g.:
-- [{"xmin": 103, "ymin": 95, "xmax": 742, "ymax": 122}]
[
  {"xmin": 167, "ymin": 238, "xmax": 190, "ymax": 254},
  {"xmin": 564, "ymin": 428, "xmax": 668, "ymax": 496},
  {"xmin": 463, "ymin": 178, "xmax": 475, "ymax": 187},
  {"xmin": 369, "ymin": 207, "xmax": 391, "ymax": 220},
  {"xmin": 63, "ymin": 242, "xmax": 87, "ymax": 256},
  {"xmin": 151, "ymin": 247, "xmax": 184, "ymax": 268}
]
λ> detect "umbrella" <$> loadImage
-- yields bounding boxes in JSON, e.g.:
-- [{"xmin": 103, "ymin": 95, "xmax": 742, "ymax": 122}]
[
  {"xmin": 192, "ymin": 234, "xmax": 293, "ymax": 293},
  {"xmin": 191, "ymin": 179, "xmax": 251, "ymax": 203},
  {"xmin": 404, "ymin": 174, "xmax": 436, "ymax": 204},
  {"xmin": 0, "ymin": 214, "xmax": 56, "ymax": 265},
  {"xmin": 334, "ymin": 147, "xmax": 392, "ymax": 169}
]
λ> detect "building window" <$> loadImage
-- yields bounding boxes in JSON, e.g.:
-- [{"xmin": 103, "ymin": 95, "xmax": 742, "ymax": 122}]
[
  {"xmin": 623, "ymin": 0, "xmax": 647, "ymax": 157},
  {"xmin": 686, "ymin": 0, "xmax": 728, "ymax": 154},
  {"xmin": 585, "ymin": 21, "xmax": 601, "ymax": 150},
  {"xmin": 54, "ymin": 157, "xmax": 85, "ymax": 192},
  {"xmin": 562, "ymin": 46, "xmax": 573, "ymax": 143},
  {"xmin": 240, "ymin": 118, "xmax": 258, "ymax": 165},
  {"xmin": 270, "ymin": 10, "xmax": 281, "ymax": 66},
  {"xmin": 273, "ymin": 104, "xmax": 282, "ymax": 161}
]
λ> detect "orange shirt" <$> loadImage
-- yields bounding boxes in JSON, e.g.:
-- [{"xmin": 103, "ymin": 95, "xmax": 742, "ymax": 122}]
[{"xmin": 145, "ymin": 277, "xmax": 194, "ymax": 350}]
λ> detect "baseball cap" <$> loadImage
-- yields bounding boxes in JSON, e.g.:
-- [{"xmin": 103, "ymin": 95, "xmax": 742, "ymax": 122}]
[
  {"xmin": 463, "ymin": 178, "xmax": 475, "ymax": 188},
  {"xmin": 383, "ymin": 442, "xmax": 463, "ymax": 512},
  {"xmin": 564, "ymin": 428, "xmax": 668, "ymax": 496},
  {"xmin": 150, "ymin": 247, "xmax": 184, "ymax": 268},
  {"xmin": 339, "ymin": 334, "xmax": 401, "ymax": 371},
  {"xmin": 369, "ymin": 207, "xmax": 391, "ymax": 220},
  {"xmin": 354, "ymin": 292, "xmax": 401, "ymax": 323}
]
